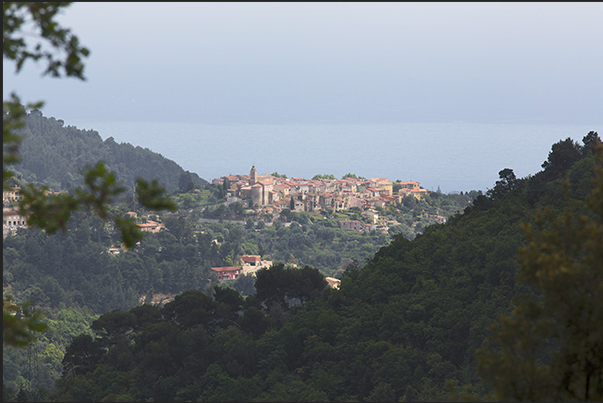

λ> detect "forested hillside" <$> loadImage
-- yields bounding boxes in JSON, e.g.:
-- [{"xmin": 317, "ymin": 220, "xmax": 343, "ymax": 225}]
[
  {"xmin": 2, "ymin": 203, "xmax": 393, "ymax": 396},
  {"xmin": 2, "ymin": 110, "xmax": 474, "ymax": 396},
  {"xmin": 4, "ymin": 131, "xmax": 599, "ymax": 402},
  {"xmin": 9, "ymin": 110, "xmax": 206, "ymax": 194}
]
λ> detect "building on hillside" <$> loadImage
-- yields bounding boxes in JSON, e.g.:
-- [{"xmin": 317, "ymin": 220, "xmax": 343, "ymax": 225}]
[
  {"xmin": 246, "ymin": 166, "xmax": 279, "ymax": 207},
  {"xmin": 389, "ymin": 194, "xmax": 403, "ymax": 204},
  {"xmin": 340, "ymin": 219, "xmax": 366, "ymax": 231},
  {"xmin": 240, "ymin": 255, "xmax": 273, "ymax": 276},
  {"xmin": 241, "ymin": 255, "xmax": 261, "ymax": 266},
  {"xmin": 348, "ymin": 197, "xmax": 365, "ymax": 209},
  {"xmin": 225, "ymin": 175, "xmax": 240, "ymax": 188},
  {"xmin": 3, "ymin": 186, "xmax": 23, "ymax": 211},
  {"xmin": 239, "ymin": 185, "xmax": 252, "ymax": 201},
  {"xmin": 398, "ymin": 181, "xmax": 428, "ymax": 200},
  {"xmin": 319, "ymin": 193, "xmax": 335, "ymax": 210},
  {"xmin": 211, "ymin": 266, "xmax": 242, "ymax": 281},
  {"xmin": 136, "ymin": 220, "xmax": 165, "ymax": 233},
  {"xmin": 296, "ymin": 181, "xmax": 310, "ymax": 194},
  {"xmin": 292, "ymin": 195, "xmax": 305, "ymax": 212},
  {"xmin": 107, "ymin": 242, "xmax": 131, "ymax": 255},
  {"xmin": 273, "ymin": 182, "xmax": 292, "ymax": 198},
  {"xmin": 3, "ymin": 210, "xmax": 28, "ymax": 237},
  {"xmin": 362, "ymin": 209, "xmax": 379, "ymax": 223},
  {"xmin": 325, "ymin": 277, "xmax": 341, "ymax": 290},
  {"xmin": 398, "ymin": 181, "xmax": 420, "ymax": 190},
  {"xmin": 333, "ymin": 195, "xmax": 348, "ymax": 211},
  {"xmin": 307, "ymin": 193, "xmax": 321, "ymax": 212},
  {"xmin": 410, "ymin": 188, "xmax": 428, "ymax": 200},
  {"xmin": 368, "ymin": 178, "xmax": 393, "ymax": 196},
  {"xmin": 373, "ymin": 198, "xmax": 388, "ymax": 208},
  {"xmin": 273, "ymin": 199, "xmax": 288, "ymax": 210},
  {"xmin": 108, "ymin": 247, "xmax": 122, "ymax": 255}
]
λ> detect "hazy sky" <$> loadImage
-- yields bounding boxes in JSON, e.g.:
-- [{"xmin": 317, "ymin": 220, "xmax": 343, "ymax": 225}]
[{"xmin": 4, "ymin": 2, "xmax": 603, "ymax": 125}]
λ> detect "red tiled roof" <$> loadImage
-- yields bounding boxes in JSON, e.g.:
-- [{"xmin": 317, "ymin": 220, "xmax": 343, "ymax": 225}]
[
  {"xmin": 211, "ymin": 266, "xmax": 241, "ymax": 272},
  {"xmin": 3, "ymin": 211, "xmax": 21, "ymax": 216},
  {"xmin": 137, "ymin": 221, "xmax": 158, "ymax": 228}
]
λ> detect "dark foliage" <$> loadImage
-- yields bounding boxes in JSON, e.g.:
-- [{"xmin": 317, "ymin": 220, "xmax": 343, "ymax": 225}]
[
  {"xmin": 10, "ymin": 110, "xmax": 207, "ymax": 194},
  {"xmin": 5, "ymin": 132, "xmax": 601, "ymax": 402}
]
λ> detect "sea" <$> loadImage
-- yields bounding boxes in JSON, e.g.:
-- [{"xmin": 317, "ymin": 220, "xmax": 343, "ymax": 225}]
[{"xmin": 66, "ymin": 120, "xmax": 600, "ymax": 194}]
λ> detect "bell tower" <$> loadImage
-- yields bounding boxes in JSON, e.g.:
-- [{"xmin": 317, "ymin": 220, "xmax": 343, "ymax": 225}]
[{"xmin": 250, "ymin": 165, "xmax": 257, "ymax": 185}]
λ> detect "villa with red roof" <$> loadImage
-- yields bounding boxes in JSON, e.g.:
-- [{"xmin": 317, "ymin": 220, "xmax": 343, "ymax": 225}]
[
  {"xmin": 136, "ymin": 220, "xmax": 165, "ymax": 233},
  {"xmin": 211, "ymin": 266, "xmax": 242, "ymax": 281}
]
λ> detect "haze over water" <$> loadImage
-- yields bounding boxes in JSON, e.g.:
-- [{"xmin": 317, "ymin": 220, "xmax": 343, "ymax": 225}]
[
  {"xmin": 68, "ymin": 119, "xmax": 599, "ymax": 194},
  {"xmin": 5, "ymin": 3, "xmax": 602, "ymax": 194}
]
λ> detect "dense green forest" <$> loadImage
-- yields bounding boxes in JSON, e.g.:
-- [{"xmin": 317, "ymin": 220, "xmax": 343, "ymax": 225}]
[
  {"xmin": 8, "ymin": 110, "xmax": 206, "ymax": 194},
  {"xmin": 2, "ymin": 112, "xmax": 471, "ymax": 398},
  {"xmin": 4, "ymin": 4, "xmax": 601, "ymax": 401},
  {"xmin": 4, "ymin": 129, "xmax": 601, "ymax": 401}
]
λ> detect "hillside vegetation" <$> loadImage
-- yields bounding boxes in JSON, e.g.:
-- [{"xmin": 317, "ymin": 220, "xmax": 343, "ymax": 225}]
[
  {"xmin": 4, "ymin": 128, "xmax": 600, "ymax": 401},
  {"xmin": 2, "ymin": 113, "xmax": 469, "ymax": 397},
  {"xmin": 9, "ymin": 110, "xmax": 206, "ymax": 194}
]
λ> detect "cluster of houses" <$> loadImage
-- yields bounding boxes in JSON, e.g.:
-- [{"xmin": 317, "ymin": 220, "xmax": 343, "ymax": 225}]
[
  {"xmin": 5, "ymin": 169, "xmax": 439, "ymax": 290},
  {"xmin": 4, "ymin": 168, "xmax": 436, "ymax": 238},
  {"xmin": 3, "ymin": 184, "xmax": 343, "ymax": 291},
  {"xmin": 3, "ymin": 185, "xmax": 168, "ymax": 240},
  {"xmin": 213, "ymin": 166, "xmax": 429, "ymax": 216},
  {"xmin": 107, "ymin": 212, "xmax": 167, "ymax": 255},
  {"xmin": 211, "ymin": 254, "xmax": 341, "ymax": 290},
  {"xmin": 212, "ymin": 166, "xmax": 436, "ymax": 231},
  {"xmin": 211, "ymin": 254, "xmax": 273, "ymax": 281},
  {"xmin": 2, "ymin": 186, "xmax": 168, "ymax": 251},
  {"xmin": 3, "ymin": 187, "xmax": 27, "ymax": 237},
  {"xmin": 126, "ymin": 211, "xmax": 166, "ymax": 234}
]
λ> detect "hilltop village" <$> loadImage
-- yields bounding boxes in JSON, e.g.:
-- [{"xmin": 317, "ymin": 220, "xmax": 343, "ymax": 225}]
[
  {"xmin": 4, "ymin": 166, "xmax": 472, "ymax": 299},
  {"xmin": 4, "ymin": 166, "xmax": 451, "ymax": 244},
  {"xmin": 212, "ymin": 166, "xmax": 433, "ymax": 224}
]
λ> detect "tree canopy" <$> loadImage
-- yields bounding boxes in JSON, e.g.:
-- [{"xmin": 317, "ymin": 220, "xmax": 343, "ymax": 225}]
[
  {"xmin": 37, "ymin": 133, "xmax": 602, "ymax": 402},
  {"xmin": 3, "ymin": 1, "xmax": 176, "ymax": 349},
  {"xmin": 476, "ymin": 141, "xmax": 603, "ymax": 401},
  {"xmin": 4, "ymin": 3, "xmax": 602, "ymax": 401}
]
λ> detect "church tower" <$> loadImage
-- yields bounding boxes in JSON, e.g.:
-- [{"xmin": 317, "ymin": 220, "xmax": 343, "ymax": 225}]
[{"xmin": 250, "ymin": 165, "xmax": 257, "ymax": 185}]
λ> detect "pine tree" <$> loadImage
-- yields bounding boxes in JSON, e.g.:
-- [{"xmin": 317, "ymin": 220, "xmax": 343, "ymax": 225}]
[{"xmin": 476, "ymin": 142, "xmax": 603, "ymax": 401}]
